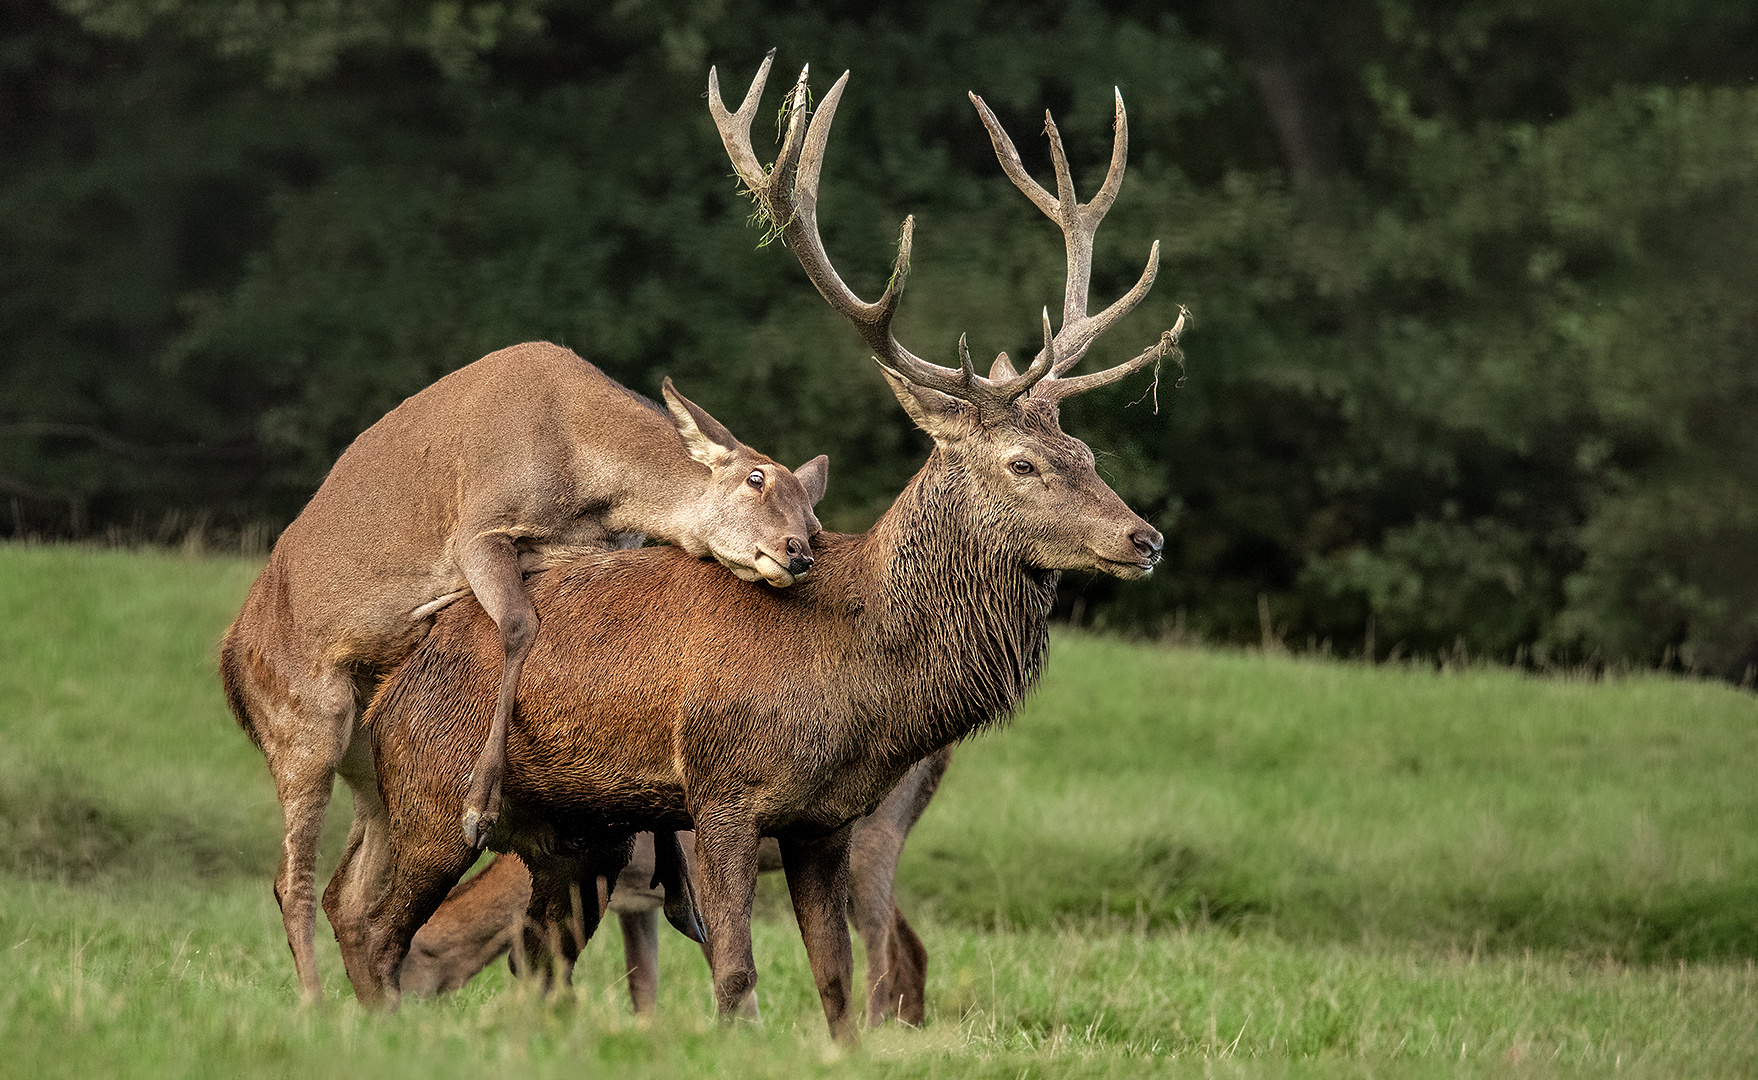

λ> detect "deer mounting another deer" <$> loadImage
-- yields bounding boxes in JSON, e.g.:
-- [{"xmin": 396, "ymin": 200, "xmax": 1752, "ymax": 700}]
[
  {"xmin": 333, "ymin": 54, "xmax": 1184, "ymax": 1042},
  {"xmin": 220, "ymin": 342, "xmax": 827, "ymax": 1001}
]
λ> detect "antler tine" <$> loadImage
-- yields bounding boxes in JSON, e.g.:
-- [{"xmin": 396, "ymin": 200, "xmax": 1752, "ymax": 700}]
[
  {"xmin": 794, "ymin": 68, "xmax": 842, "ymax": 207},
  {"xmin": 976, "ymin": 308, "xmax": 1056, "ymax": 405},
  {"xmin": 771, "ymin": 69, "xmax": 891, "ymax": 322},
  {"xmin": 1024, "ymin": 307, "xmax": 1057, "ymax": 384},
  {"xmin": 1086, "ymin": 89, "xmax": 1130, "ymax": 222},
  {"xmin": 1036, "ymin": 307, "xmax": 1188, "ymax": 403},
  {"xmin": 957, "ymin": 334, "xmax": 976, "ymax": 385},
  {"xmin": 770, "ymin": 64, "xmax": 815, "ymax": 191},
  {"xmin": 1049, "ymin": 240, "xmax": 1159, "ymax": 378},
  {"xmin": 968, "ymin": 92, "xmax": 1059, "ymax": 219},
  {"xmin": 966, "ymin": 84, "xmax": 1184, "ymax": 406},
  {"xmin": 711, "ymin": 60, "xmax": 903, "ymax": 341},
  {"xmin": 1043, "ymin": 111, "xmax": 1078, "ymax": 215},
  {"xmin": 707, "ymin": 49, "xmax": 776, "ymax": 191}
]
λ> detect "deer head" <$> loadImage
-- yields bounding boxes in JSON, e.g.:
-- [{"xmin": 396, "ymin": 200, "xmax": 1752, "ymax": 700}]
[
  {"xmin": 709, "ymin": 53, "xmax": 1184, "ymax": 579},
  {"xmin": 660, "ymin": 377, "xmax": 828, "ymax": 586}
]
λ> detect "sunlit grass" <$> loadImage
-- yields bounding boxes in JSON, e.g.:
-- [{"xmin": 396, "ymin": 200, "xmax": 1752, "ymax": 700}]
[{"xmin": 912, "ymin": 637, "xmax": 1758, "ymax": 959}]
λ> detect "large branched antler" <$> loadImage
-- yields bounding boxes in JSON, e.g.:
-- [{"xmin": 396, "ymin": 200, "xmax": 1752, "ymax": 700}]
[
  {"xmin": 709, "ymin": 53, "xmax": 1051, "ymax": 419},
  {"xmin": 967, "ymin": 90, "xmax": 1185, "ymax": 403},
  {"xmin": 708, "ymin": 52, "xmax": 1183, "ymax": 417}
]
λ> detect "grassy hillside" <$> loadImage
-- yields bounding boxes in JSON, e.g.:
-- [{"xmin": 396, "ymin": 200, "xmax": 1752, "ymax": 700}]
[
  {"xmin": 0, "ymin": 542, "xmax": 1753, "ymax": 1077},
  {"xmin": 910, "ymin": 637, "xmax": 1758, "ymax": 959}
]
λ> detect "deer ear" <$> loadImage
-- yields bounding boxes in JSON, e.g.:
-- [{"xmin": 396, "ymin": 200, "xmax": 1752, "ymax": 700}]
[
  {"xmin": 879, "ymin": 368, "xmax": 970, "ymax": 441},
  {"xmin": 662, "ymin": 378, "xmax": 740, "ymax": 466},
  {"xmin": 792, "ymin": 455, "xmax": 830, "ymax": 505}
]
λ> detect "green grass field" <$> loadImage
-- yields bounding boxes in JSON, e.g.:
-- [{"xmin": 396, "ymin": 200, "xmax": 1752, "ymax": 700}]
[{"xmin": 1, "ymin": 542, "xmax": 1754, "ymax": 1077}]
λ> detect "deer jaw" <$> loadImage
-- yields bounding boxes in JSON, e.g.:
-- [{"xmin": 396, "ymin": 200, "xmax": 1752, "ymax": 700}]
[
  {"xmin": 883, "ymin": 372, "xmax": 1162, "ymax": 580},
  {"xmin": 660, "ymin": 378, "xmax": 828, "ymax": 586}
]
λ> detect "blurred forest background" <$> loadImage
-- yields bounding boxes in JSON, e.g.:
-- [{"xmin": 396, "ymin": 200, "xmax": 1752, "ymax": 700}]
[{"xmin": 2, "ymin": 0, "xmax": 1755, "ymax": 675}]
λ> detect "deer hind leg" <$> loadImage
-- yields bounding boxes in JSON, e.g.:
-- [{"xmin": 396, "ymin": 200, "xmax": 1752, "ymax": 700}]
[
  {"xmin": 617, "ymin": 908, "xmax": 661, "ymax": 1015},
  {"xmin": 780, "ymin": 823, "xmax": 858, "ymax": 1045},
  {"xmin": 322, "ymin": 810, "xmax": 371, "ymax": 993},
  {"xmin": 324, "ymin": 734, "xmax": 391, "ymax": 997},
  {"xmin": 359, "ymin": 814, "xmax": 479, "ymax": 1010},
  {"xmin": 257, "ymin": 671, "xmax": 356, "ymax": 1003},
  {"xmin": 399, "ymin": 852, "xmax": 531, "ymax": 997},
  {"xmin": 456, "ymin": 530, "xmax": 539, "ymax": 850},
  {"xmin": 849, "ymin": 746, "xmax": 951, "ymax": 1026}
]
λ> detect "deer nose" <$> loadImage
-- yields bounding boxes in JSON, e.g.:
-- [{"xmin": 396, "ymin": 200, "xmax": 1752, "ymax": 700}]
[
  {"xmin": 1131, "ymin": 527, "xmax": 1164, "ymax": 564},
  {"xmin": 785, "ymin": 537, "xmax": 814, "ymax": 577}
]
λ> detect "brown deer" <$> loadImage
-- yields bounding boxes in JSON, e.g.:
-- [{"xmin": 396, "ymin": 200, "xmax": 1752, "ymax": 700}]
[
  {"xmin": 220, "ymin": 340, "xmax": 828, "ymax": 1001},
  {"xmin": 395, "ymin": 748, "xmax": 949, "ymax": 1025},
  {"xmin": 334, "ymin": 54, "xmax": 1184, "ymax": 1041}
]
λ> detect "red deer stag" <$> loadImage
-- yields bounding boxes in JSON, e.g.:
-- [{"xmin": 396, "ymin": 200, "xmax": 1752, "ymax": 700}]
[
  {"xmin": 221, "ymin": 341, "xmax": 827, "ymax": 1001},
  {"xmin": 396, "ymin": 749, "xmax": 949, "ymax": 1025},
  {"xmin": 336, "ymin": 54, "xmax": 1184, "ymax": 1041}
]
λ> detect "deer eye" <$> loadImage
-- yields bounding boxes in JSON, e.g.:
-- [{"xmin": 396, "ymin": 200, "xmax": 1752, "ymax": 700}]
[
  {"xmin": 1009, "ymin": 460, "xmax": 1036, "ymax": 476},
  {"xmin": 747, "ymin": 470, "xmax": 765, "ymax": 489}
]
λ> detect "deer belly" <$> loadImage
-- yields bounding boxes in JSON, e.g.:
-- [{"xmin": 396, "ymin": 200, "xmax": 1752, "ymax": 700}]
[{"xmin": 502, "ymin": 719, "xmax": 687, "ymax": 824}]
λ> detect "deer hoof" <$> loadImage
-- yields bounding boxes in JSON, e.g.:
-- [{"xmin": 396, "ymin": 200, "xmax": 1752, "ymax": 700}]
[{"xmin": 460, "ymin": 806, "xmax": 497, "ymax": 851}]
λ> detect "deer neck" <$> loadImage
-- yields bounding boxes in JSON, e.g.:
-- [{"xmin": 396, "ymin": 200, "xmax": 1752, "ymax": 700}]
[
  {"xmin": 858, "ymin": 449, "xmax": 1058, "ymax": 749},
  {"xmin": 598, "ymin": 455, "xmax": 713, "ymax": 547}
]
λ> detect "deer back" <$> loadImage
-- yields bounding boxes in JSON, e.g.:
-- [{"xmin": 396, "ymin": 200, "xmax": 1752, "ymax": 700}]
[{"xmin": 242, "ymin": 342, "xmax": 828, "ymax": 677}]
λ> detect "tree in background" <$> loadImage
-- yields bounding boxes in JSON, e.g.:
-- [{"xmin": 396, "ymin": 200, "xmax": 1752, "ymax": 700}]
[{"xmin": 2, "ymin": 0, "xmax": 1754, "ymax": 675}]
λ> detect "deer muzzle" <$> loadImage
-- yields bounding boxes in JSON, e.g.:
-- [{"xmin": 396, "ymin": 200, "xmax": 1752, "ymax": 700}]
[
  {"xmin": 1087, "ymin": 521, "xmax": 1164, "ymax": 579},
  {"xmin": 740, "ymin": 536, "xmax": 816, "ymax": 587},
  {"xmin": 1132, "ymin": 527, "xmax": 1164, "ymax": 566}
]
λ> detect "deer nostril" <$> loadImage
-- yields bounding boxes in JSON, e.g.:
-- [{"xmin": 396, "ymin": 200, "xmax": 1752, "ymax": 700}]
[
  {"xmin": 786, "ymin": 537, "xmax": 803, "ymax": 556},
  {"xmin": 1131, "ymin": 529, "xmax": 1164, "ymax": 559}
]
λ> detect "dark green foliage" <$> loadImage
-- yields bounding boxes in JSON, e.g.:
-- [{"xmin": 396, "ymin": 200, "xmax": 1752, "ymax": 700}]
[{"xmin": 3, "ymin": 0, "xmax": 1756, "ymax": 671}]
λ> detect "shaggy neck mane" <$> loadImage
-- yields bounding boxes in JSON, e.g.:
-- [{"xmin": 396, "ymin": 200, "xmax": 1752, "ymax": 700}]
[{"xmin": 855, "ymin": 446, "xmax": 1058, "ymax": 754}]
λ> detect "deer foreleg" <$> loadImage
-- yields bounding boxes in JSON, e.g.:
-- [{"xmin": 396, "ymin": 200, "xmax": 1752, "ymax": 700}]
[
  {"xmin": 456, "ymin": 531, "xmax": 538, "ymax": 850},
  {"xmin": 691, "ymin": 818, "xmax": 763, "ymax": 1024},
  {"xmin": 881, "ymin": 904, "xmax": 929, "ymax": 1026},
  {"xmin": 780, "ymin": 823, "xmax": 858, "ymax": 1044}
]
